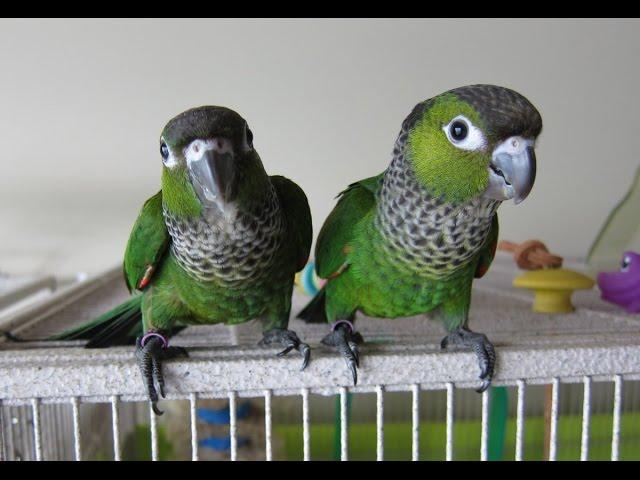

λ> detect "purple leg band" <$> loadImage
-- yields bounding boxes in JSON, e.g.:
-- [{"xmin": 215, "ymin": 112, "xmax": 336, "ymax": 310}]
[
  {"xmin": 141, "ymin": 331, "xmax": 168, "ymax": 349},
  {"xmin": 331, "ymin": 320, "xmax": 354, "ymax": 333}
]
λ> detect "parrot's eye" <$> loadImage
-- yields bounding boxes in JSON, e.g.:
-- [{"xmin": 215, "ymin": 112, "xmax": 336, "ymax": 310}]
[
  {"xmin": 160, "ymin": 143, "xmax": 169, "ymax": 160},
  {"xmin": 621, "ymin": 256, "xmax": 632, "ymax": 272},
  {"xmin": 443, "ymin": 115, "xmax": 487, "ymax": 151},
  {"xmin": 450, "ymin": 121, "xmax": 468, "ymax": 141}
]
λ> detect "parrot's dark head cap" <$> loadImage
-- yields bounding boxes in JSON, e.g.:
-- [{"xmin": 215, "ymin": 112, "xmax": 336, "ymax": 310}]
[
  {"xmin": 404, "ymin": 84, "xmax": 542, "ymax": 142},
  {"xmin": 160, "ymin": 106, "xmax": 252, "ymax": 151},
  {"xmin": 451, "ymin": 84, "xmax": 542, "ymax": 140}
]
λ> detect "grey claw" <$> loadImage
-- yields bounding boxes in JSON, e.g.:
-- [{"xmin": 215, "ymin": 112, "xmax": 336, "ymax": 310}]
[
  {"xmin": 349, "ymin": 342, "xmax": 360, "ymax": 368},
  {"xmin": 300, "ymin": 343, "xmax": 311, "ymax": 371},
  {"xmin": 322, "ymin": 324, "xmax": 363, "ymax": 385},
  {"xmin": 277, "ymin": 346, "xmax": 295, "ymax": 357},
  {"xmin": 136, "ymin": 335, "xmax": 187, "ymax": 416},
  {"xmin": 478, "ymin": 358, "xmax": 489, "ymax": 379},
  {"xmin": 441, "ymin": 328, "xmax": 496, "ymax": 394},
  {"xmin": 151, "ymin": 402, "xmax": 164, "ymax": 416},
  {"xmin": 348, "ymin": 359, "xmax": 358, "ymax": 386},
  {"xmin": 262, "ymin": 329, "xmax": 312, "ymax": 369},
  {"xmin": 476, "ymin": 379, "xmax": 491, "ymax": 394}
]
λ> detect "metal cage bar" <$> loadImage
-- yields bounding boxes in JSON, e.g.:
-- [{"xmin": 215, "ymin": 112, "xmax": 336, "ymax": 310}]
[
  {"xmin": 411, "ymin": 384, "xmax": 419, "ymax": 461},
  {"xmin": 229, "ymin": 391, "xmax": 237, "ymax": 461},
  {"xmin": 0, "ymin": 401, "xmax": 5, "ymax": 461},
  {"xmin": 190, "ymin": 392, "xmax": 199, "ymax": 461},
  {"xmin": 31, "ymin": 398, "xmax": 42, "ymax": 461},
  {"xmin": 581, "ymin": 376, "xmax": 592, "ymax": 461},
  {"xmin": 611, "ymin": 374, "xmax": 623, "ymax": 461},
  {"xmin": 480, "ymin": 388, "xmax": 489, "ymax": 461},
  {"xmin": 2, "ymin": 404, "xmax": 14, "ymax": 461},
  {"xmin": 548, "ymin": 378, "xmax": 560, "ymax": 461},
  {"xmin": 149, "ymin": 402, "xmax": 159, "ymax": 461},
  {"xmin": 515, "ymin": 379, "xmax": 526, "ymax": 461},
  {"xmin": 70, "ymin": 397, "xmax": 81, "ymax": 461},
  {"xmin": 446, "ymin": 382, "xmax": 454, "ymax": 461},
  {"xmin": 340, "ymin": 387, "xmax": 348, "ymax": 461},
  {"xmin": 264, "ymin": 389, "xmax": 273, "ymax": 461},
  {"xmin": 301, "ymin": 388, "xmax": 310, "ymax": 461},
  {"xmin": 110, "ymin": 395, "xmax": 121, "ymax": 461},
  {"xmin": 376, "ymin": 385, "xmax": 384, "ymax": 461}
]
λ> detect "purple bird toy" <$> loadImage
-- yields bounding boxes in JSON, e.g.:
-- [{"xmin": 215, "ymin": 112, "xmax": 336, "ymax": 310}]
[{"xmin": 597, "ymin": 251, "xmax": 640, "ymax": 313}]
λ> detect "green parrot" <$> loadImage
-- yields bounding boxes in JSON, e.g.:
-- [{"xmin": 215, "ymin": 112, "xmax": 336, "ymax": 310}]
[
  {"xmin": 298, "ymin": 84, "xmax": 542, "ymax": 392},
  {"xmin": 55, "ymin": 106, "xmax": 313, "ymax": 414}
]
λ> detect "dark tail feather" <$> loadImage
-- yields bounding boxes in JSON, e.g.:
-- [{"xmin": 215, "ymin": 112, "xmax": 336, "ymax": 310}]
[
  {"xmin": 297, "ymin": 287, "xmax": 328, "ymax": 324},
  {"xmin": 51, "ymin": 295, "xmax": 144, "ymax": 348}
]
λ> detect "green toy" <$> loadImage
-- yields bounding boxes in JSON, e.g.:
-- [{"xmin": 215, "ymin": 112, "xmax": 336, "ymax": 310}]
[
  {"xmin": 55, "ymin": 106, "xmax": 313, "ymax": 414},
  {"xmin": 299, "ymin": 85, "xmax": 542, "ymax": 392}
]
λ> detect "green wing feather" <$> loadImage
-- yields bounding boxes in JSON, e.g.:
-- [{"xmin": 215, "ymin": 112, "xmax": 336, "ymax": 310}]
[
  {"xmin": 474, "ymin": 214, "xmax": 499, "ymax": 279},
  {"xmin": 271, "ymin": 176, "xmax": 313, "ymax": 271},
  {"xmin": 315, "ymin": 175, "xmax": 381, "ymax": 279},
  {"xmin": 123, "ymin": 190, "xmax": 170, "ymax": 292}
]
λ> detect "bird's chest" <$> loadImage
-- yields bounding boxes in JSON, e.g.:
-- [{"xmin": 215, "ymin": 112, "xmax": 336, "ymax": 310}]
[
  {"xmin": 373, "ymin": 168, "xmax": 498, "ymax": 277},
  {"xmin": 163, "ymin": 207, "xmax": 285, "ymax": 285}
]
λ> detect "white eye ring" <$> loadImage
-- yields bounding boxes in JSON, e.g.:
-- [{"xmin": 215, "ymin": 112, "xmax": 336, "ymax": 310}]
[
  {"xmin": 160, "ymin": 139, "xmax": 178, "ymax": 169},
  {"xmin": 443, "ymin": 115, "xmax": 487, "ymax": 151}
]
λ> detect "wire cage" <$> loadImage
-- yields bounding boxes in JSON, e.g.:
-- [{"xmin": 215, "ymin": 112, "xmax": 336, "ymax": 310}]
[{"xmin": 1, "ymin": 255, "xmax": 640, "ymax": 461}]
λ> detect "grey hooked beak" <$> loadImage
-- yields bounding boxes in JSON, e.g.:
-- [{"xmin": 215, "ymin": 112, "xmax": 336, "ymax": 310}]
[
  {"xmin": 188, "ymin": 138, "xmax": 237, "ymax": 206},
  {"xmin": 483, "ymin": 137, "xmax": 537, "ymax": 204}
]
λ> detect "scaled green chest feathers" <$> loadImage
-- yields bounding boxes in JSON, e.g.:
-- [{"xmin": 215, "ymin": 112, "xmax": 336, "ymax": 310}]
[
  {"xmin": 372, "ymin": 145, "xmax": 500, "ymax": 279},
  {"xmin": 162, "ymin": 184, "xmax": 286, "ymax": 286}
]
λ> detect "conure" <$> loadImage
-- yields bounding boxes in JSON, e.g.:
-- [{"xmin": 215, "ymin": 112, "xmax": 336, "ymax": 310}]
[
  {"xmin": 298, "ymin": 84, "xmax": 542, "ymax": 391},
  {"xmin": 55, "ymin": 106, "xmax": 313, "ymax": 414}
]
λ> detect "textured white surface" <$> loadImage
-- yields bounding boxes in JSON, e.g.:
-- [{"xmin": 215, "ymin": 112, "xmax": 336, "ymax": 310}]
[{"xmin": 1, "ymin": 256, "xmax": 640, "ymax": 405}]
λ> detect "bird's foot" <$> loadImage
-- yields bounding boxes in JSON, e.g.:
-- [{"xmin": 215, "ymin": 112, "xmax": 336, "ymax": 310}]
[
  {"xmin": 321, "ymin": 321, "xmax": 364, "ymax": 386},
  {"xmin": 259, "ymin": 328, "xmax": 311, "ymax": 370},
  {"xmin": 135, "ymin": 331, "xmax": 188, "ymax": 415},
  {"xmin": 440, "ymin": 327, "xmax": 496, "ymax": 393}
]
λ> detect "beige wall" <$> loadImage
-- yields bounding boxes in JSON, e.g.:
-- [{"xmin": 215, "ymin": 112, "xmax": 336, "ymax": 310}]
[{"xmin": 0, "ymin": 18, "xmax": 637, "ymax": 276}]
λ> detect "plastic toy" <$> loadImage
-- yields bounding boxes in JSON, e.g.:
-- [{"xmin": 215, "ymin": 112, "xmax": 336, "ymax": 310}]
[
  {"xmin": 500, "ymin": 239, "xmax": 594, "ymax": 313},
  {"xmin": 597, "ymin": 251, "xmax": 640, "ymax": 313},
  {"xmin": 513, "ymin": 268, "xmax": 595, "ymax": 313}
]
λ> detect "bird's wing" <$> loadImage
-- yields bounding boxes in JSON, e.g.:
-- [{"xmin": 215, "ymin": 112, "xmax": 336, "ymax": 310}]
[
  {"xmin": 123, "ymin": 190, "xmax": 170, "ymax": 292},
  {"xmin": 271, "ymin": 175, "xmax": 313, "ymax": 272},
  {"xmin": 474, "ymin": 213, "xmax": 499, "ymax": 279},
  {"xmin": 315, "ymin": 174, "xmax": 381, "ymax": 279}
]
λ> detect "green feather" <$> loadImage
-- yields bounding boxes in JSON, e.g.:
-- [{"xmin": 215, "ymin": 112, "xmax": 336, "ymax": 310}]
[
  {"xmin": 314, "ymin": 175, "xmax": 380, "ymax": 279},
  {"xmin": 123, "ymin": 190, "xmax": 170, "ymax": 292}
]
